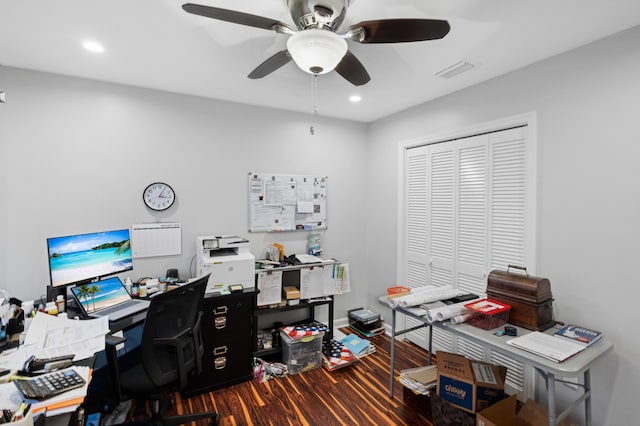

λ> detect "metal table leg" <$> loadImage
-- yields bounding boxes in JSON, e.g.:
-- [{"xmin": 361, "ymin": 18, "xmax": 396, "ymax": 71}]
[
  {"xmin": 428, "ymin": 324, "xmax": 433, "ymax": 366},
  {"xmin": 547, "ymin": 372, "xmax": 557, "ymax": 426},
  {"xmin": 389, "ymin": 308, "xmax": 396, "ymax": 397},
  {"xmin": 585, "ymin": 369, "xmax": 592, "ymax": 426}
]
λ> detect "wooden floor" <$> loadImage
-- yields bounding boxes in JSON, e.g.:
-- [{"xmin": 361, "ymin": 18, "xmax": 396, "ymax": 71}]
[{"xmin": 138, "ymin": 329, "xmax": 433, "ymax": 426}]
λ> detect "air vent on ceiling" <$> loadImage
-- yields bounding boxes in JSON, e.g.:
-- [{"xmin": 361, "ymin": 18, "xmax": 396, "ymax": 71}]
[{"xmin": 435, "ymin": 60, "xmax": 478, "ymax": 79}]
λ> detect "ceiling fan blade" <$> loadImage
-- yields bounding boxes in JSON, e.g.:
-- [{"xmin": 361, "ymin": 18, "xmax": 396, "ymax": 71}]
[
  {"xmin": 182, "ymin": 3, "xmax": 293, "ymax": 33},
  {"xmin": 248, "ymin": 50, "xmax": 293, "ymax": 79},
  {"xmin": 334, "ymin": 51, "xmax": 370, "ymax": 86},
  {"xmin": 347, "ymin": 19, "xmax": 450, "ymax": 43}
]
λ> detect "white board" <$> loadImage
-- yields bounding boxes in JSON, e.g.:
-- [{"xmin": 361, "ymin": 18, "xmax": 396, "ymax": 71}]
[{"xmin": 131, "ymin": 223, "xmax": 182, "ymax": 258}]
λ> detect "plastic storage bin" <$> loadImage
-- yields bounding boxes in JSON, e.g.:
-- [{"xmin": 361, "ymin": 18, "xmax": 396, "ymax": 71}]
[
  {"xmin": 387, "ymin": 286, "xmax": 410, "ymax": 298},
  {"xmin": 280, "ymin": 331, "xmax": 324, "ymax": 374},
  {"xmin": 463, "ymin": 298, "xmax": 511, "ymax": 330}
]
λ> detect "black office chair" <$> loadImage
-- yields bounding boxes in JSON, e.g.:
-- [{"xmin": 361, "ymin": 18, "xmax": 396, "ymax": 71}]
[{"xmin": 107, "ymin": 274, "xmax": 219, "ymax": 425}]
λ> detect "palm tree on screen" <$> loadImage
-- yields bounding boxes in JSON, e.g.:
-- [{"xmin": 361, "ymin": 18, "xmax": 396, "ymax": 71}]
[
  {"xmin": 88, "ymin": 285, "xmax": 101, "ymax": 310},
  {"xmin": 76, "ymin": 285, "xmax": 90, "ymax": 309}
]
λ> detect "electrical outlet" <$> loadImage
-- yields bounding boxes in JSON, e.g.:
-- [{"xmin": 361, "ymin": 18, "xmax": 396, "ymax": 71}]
[{"xmin": 563, "ymin": 376, "xmax": 579, "ymax": 390}]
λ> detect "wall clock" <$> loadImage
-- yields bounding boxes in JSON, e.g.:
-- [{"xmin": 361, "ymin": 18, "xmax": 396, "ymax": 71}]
[{"xmin": 143, "ymin": 182, "xmax": 176, "ymax": 211}]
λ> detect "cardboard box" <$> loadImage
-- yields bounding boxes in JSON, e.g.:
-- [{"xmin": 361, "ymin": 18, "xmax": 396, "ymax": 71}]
[
  {"xmin": 431, "ymin": 393, "xmax": 475, "ymax": 426},
  {"xmin": 476, "ymin": 395, "xmax": 518, "ymax": 426},
  {"xmin": 476, "ymin": 394, "xmax": 575, "ymax": 426},
  {"xmin": 437, "ymin": 352, "xmax": 507, "ymax": 413},
  {"xmin": 282, "ymin": 286, "xmax": 300, "ymax": 300}
]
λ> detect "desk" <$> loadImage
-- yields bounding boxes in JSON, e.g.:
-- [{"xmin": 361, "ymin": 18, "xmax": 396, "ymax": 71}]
[{"xmin": 382, "ymin": 298, "xmax": 614, "ymax": 426}]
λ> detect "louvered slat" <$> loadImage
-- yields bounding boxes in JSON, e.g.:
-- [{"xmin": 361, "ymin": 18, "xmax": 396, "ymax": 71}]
[
  {"xmin": 456, "ymin": 335, "xmax": 485, "ymax": 360},
  {"xmin": 458, "ymin": 144, "xmax": 487, "ymax": 267},
  {"xmin": 490, "ymin": 349, "xmax": 527, "ymax": 399},
  {"xmin": 407, "ymin": 151, "xmax": 428, "ymax": 257},
  {"xmin": 490, "ymin": 137, "xmax": 527, "ymax": 269},
  {"xmin": 430, "ymin": 150, "xmax": 454, "ymax": 260}
]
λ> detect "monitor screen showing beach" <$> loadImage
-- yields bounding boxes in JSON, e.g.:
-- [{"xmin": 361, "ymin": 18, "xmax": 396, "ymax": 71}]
[{"xmin": 47, "ymin": 228, "xmax": 133, "ymax": 287}]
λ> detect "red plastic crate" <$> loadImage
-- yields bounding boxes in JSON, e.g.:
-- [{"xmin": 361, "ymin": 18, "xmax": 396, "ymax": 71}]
[{"xmin": 463, "ymin": 298, "xmax": 511, "ymax": 330}]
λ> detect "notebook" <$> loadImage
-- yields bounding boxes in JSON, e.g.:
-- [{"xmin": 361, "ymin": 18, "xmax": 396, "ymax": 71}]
[{"xmin": 70, "ymin": 277, "xmax": 150, "ymax": 322}]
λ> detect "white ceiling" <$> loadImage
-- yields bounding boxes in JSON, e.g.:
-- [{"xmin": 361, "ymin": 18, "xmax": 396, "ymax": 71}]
[{"xmin": 1, "ymin": 0, "xmax": 639, "ymax": 123}]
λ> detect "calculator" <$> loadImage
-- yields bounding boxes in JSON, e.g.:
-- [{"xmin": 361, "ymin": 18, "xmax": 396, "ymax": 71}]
[{"xmin": 14, "ymin": 368, "xmax": 86, "ymax": 400}]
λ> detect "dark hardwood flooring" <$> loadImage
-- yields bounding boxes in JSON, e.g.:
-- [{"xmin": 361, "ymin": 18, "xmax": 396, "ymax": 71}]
[{"xmin": 131, "ymin": 328, "xmax": 433, "ymax": 425}]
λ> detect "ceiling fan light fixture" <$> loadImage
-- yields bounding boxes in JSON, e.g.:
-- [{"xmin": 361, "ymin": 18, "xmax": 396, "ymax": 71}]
[{"xmin": 287, "ymin": 29, "xmax": 347, "ymax": 75}]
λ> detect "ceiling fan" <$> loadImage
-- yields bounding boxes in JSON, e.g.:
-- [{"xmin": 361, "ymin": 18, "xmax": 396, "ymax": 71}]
[{"xmin": 182, "ymin": 0, "xmax": 450, "ymax": 86}]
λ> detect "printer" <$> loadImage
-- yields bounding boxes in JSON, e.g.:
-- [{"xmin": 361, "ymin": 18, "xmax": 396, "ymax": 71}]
[{"xmin": 195, "ymin": 235, "xmax": 255, "ymax": 293}]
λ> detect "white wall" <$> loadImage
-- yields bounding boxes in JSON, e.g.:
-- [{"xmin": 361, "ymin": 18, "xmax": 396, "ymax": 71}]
[
  {"xmin": 367, "ymin": 26, "xmax": 640, "ymax": 425},
  {"xmin": 0, "ymin": 66, "xmax": 368, "ymax": 320}
]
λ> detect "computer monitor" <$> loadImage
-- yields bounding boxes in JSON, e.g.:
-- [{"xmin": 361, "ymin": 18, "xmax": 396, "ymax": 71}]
[{"xmin": 47, "ymin": 228, "xmax": 133, "ymax": 289}]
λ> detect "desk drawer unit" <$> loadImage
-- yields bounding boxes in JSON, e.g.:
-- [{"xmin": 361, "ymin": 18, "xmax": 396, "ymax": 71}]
[{"xmin": 184, "ymin": 290, "xmax": 256, "ymax": 396}]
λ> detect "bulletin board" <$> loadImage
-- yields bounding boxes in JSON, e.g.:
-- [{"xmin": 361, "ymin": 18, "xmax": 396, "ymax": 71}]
[{"xmin": 248, "ymin": 173, "xmax": 327, "ymax": 232}]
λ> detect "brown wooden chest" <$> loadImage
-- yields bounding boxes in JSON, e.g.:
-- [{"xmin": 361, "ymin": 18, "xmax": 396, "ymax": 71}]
[{"xmin": 486, "ymin": 265, "xmax": 554, "ymax": 331}]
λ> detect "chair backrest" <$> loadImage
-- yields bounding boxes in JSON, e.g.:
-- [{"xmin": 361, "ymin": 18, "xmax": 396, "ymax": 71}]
[{"xmin": 140, "ymin": 274, "xmax": 209, "ymax": 389}]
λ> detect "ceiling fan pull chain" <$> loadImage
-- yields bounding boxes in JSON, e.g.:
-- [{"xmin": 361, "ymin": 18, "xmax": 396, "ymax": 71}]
[
  {"xmin": 310, "ymin": 74, "xmax": 319, "ymax": 135},
  {"xmin": 312, "ymin": 73, "xmax": 319, "ymax": 116}
]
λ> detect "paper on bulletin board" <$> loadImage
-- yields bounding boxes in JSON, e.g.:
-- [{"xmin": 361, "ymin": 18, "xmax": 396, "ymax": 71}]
[
  {"xmin": 248, "ymin": 173, "xmax": 327, "ymax": 232},
  {"xmin": 257, "ymin": 270, "xmax": 283, "ymax": 306},
  {"xmin": 131, "ymin": 222, "xmax": 182, "ymax": 258}
]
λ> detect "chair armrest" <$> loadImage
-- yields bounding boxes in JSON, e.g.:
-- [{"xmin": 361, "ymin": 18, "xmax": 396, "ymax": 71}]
[
  {"xmin": 105, "ymin": 335, "xmax": 126, "ymax": 401},
  {"xmin": 106, "ymin": 334, "xmax": 126, "ymax": 346},
  {"xmin": 190, "ymin": 312, "xmax": 204, "ymax": 374},
  {"xmin": 152, "ymin": 334, "xmax": 191, "ymax": 388}
]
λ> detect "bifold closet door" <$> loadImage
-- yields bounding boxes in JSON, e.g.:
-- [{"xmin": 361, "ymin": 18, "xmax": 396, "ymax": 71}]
[{"xmin": 401, "ymin": 125, "xmax": 535, "ymax": 355}]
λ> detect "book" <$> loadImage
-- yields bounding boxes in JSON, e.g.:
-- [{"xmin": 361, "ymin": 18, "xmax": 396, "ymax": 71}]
[
  {"xmin": 350, "ymin": 318, "xmax": 383, "ymax": 331},
  {"xmin": 356, "ymin": 343, "xmax": 376, "ymax": 358},
  {"xmin": 294, "ymin": 254, "xmax": 323, "ymax": 264},
  {"xmin": 349, "ymin": 322, "xmax": 385, "ymax": 338},
  {"xmin": 340, "ymin": 333, "xmax": 371, "ymax": 357},
  {"xmin": 554, "ymin": 324, "xmax": 603, "ymax": 347}
]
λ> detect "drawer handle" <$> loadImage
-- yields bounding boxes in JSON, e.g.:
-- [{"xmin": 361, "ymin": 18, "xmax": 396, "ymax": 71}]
[
  {"xmin": 213, "ymin": 346, "xmax": 228, "ymax": 355},
  {"xmin": 214, "ymin": 316, "xmax": 227, "ymax": 329},
  {"xmin": 214, "ymin": 306, "xmax": 228, "ymax": 315},
  {"xmin": 214, "ymin": 357, "xmax": 227, "ymax": 370}
]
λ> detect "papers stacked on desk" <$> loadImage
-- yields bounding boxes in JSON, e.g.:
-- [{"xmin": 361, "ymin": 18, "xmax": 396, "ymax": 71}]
[
  {"xmin": 0, "ymin": 366, "xmax": 91, "ymax": 417},
  {"xmin": 0, "ymin": 312, "xmax": 109, "ymax": 371},
  {"xmin": 506, "ymin": 331, "xmax": 586, "ymax": 362}
]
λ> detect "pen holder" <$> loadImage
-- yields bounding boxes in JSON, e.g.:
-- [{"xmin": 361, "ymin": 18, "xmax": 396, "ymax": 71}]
[{"xmin": 9, "ymin": 408, "xmax": 33, "ymax": 426}]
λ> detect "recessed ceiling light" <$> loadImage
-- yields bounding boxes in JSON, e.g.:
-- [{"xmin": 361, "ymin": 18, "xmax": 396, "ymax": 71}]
[
  {"xmin": 82, "ymin": 40, "xmax": 104, "ymax": 53},
  {"xmin": 349, "ymin": 95, "xmax": 361, "ymax": 103}
]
